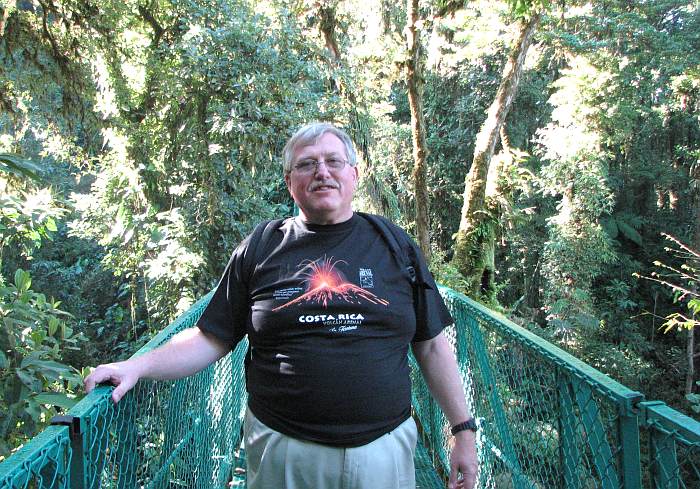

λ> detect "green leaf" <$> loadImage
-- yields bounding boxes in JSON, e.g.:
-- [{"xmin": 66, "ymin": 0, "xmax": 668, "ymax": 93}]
[
  {"xmin": 45, "ymin": 218, "xmax": 57, "ymax": 232},
  {"xmin": 574, "ymin": 314, "xmax": 600, "ymax": 330},
  {"xmin": 617, "ymin": 221, "xmax": 642, "ymax": 245},
  {"xmin": 16, "ymin": 369, "xmax": 37, "ymax": 388},
  {"xmin": 24, "ymin": 398, "xmax": 42, "ymax": 421},
  {"xmin": 4, "ymin": 317, "xmax": 36, "ymax": 330},
  {"xmin": 33, "ymin": 392, "xmax": 78, "ymax": 410},
  {"xmin": 601, "ymin": 217, "xmax": 619, "ymax": 239},
  {"xmin": 48, "ymin": 317, "xmax": 59, "ymax": 336},
  {"xmin": 14, "ymin": 269, "xmax": 31, "ymax": 292},
  {"xmin": 0, "ymin": 154, "xmax": 43, "ymax": 181},
  {"xmin": 22, "ymin": 358, "xmax": 72, "ymax": 376},
  {"xmin": 19, "ymin": 351, "xmax": 45, "ymax": 368},
  {"xmin": 0, "ymin": 350, "xmax": 7, "ymax": 369},
  {"xmin": 687, "ymin": 299, "xmax": 700, "ymax": 316}
]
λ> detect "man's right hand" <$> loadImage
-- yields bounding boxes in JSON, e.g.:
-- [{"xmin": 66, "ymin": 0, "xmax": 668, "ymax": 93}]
[
  {"xmin": 84, "ymin": 360, "xmax": 141, "ymax": 404},
  {"xmin": 83, "ymin": 327, "xmax": 230, "ymax": 404}
]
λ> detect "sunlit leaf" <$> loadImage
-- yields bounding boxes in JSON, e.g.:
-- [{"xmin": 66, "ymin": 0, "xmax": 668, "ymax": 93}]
[
  {"xmin": 14, "ymin": 270, "xmax": 31, "ymax": 293},
  {"xmin": 0, "ymin": 154, "xmax": 43, "ymax": 181},
  {"xmin": 45, "ymin": 218, "xmax": 57, "ymax": 232},
  {"xmin": 33, "ymin": 392, "xmax": 78, "ymax": 410}
]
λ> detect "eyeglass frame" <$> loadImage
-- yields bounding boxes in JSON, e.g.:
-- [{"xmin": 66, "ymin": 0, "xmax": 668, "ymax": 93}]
[
  {"xmin": 291, "ymin": 157, "xmax": 352, "ymax": 174},
  {"xmin": 282, "ymin": 123, "xmax": 358, "ymax": 175}
]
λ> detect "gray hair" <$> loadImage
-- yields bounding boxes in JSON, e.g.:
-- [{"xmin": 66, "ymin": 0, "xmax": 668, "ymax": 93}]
[{"xmin": 282, "ymin": 122, "xmax": 357, "ymax": 175}]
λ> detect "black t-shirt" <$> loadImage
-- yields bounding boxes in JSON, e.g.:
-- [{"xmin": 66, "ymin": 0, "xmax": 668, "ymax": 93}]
[{"xmin": 197, "ymin": 213, "xmax": 452, "ymax": 446}]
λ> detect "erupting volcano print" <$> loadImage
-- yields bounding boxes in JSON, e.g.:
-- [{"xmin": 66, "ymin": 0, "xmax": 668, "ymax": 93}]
[{"xmin": 272, "ymin": 257, "xmax": 389, "ymax": 311}]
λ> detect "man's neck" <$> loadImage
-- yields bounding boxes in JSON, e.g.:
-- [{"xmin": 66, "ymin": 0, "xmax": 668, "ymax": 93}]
[{"xmin": 298, "ymin": 210, "xmax": 354, "ymax": 225}]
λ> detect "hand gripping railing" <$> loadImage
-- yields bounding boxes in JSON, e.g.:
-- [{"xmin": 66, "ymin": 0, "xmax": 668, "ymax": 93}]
[
  {"xmin": 411, "ymin": 287, "xmax": 700, "ymax": 489},
  {"xmin": 1, "ymin": 286, "xmax": 699, "ymax": 488},
  {"xmin": 0, "ymin": 292, "xmax": 249, "ymax": 489}
]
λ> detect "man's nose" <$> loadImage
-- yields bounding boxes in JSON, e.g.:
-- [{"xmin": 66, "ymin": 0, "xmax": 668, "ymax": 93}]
[{"xmin": 313, "ymin": 161, "xmax": 332, "ymax": 178}]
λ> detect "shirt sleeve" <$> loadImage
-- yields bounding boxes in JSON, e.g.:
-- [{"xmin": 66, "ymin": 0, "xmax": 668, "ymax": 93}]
[
  {"xmin": 196, "ymin": 235, "xmax": 254, "ymax": 349},
  {"xmin": 409, "ymin": 239, "xmax": 454, "ymax": 342}
]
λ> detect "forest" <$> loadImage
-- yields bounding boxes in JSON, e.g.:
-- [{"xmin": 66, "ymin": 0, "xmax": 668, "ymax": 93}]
[{"xmin": 1, "ymin": 0, "xmax": 699, "ymax": 459}]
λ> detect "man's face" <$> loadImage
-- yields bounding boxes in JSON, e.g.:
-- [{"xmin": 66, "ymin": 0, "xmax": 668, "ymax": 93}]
[{"xmin": 285, "ymin": 132, "xmax": 358, "ymax": 225}]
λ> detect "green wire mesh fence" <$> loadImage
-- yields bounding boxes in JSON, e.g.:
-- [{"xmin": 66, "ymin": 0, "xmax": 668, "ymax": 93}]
[{"xmin": 1, "ymin": 286, "xmax": 699, "ymax": 488}]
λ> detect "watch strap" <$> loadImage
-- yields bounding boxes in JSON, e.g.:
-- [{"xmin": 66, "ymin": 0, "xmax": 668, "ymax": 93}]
[{"xmin": 451, "ymin": 417, "xmax": 477, "ymax": 435}]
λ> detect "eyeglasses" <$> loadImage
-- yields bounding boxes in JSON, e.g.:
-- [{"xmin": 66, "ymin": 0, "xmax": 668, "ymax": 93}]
[{"xmin": 292, "ymin": 158, "xmax": 349, "ymax": 174}]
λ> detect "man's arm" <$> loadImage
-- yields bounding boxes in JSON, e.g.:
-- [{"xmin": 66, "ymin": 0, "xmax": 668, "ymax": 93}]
[
  {"xmin": 84, "ymin": 327, "xmax": 230, "ymax": 403},
  {"xmin": 412, "ymin": 331, "xmax": 478, "ymax": 489}
]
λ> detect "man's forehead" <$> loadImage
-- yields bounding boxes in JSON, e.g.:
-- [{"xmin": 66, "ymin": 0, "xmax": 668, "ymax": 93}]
[{"xmin": 293, "ymin": 133, "xmax": 347, "ymax": 158}]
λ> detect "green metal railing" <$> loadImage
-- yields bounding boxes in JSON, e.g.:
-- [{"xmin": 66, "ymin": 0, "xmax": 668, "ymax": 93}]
[{"xmin": 1, "ymin": 286, "xmax": 698, "ymax": 488}]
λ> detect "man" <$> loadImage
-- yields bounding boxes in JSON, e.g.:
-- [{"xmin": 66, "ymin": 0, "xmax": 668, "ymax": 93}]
[{"xmin": 85, "ymin": 122, "xmax": 478, "ymax": 489}]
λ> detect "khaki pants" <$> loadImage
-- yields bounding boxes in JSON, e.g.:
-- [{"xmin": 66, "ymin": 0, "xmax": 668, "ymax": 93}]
[{"xmin": 243, "ymin": 409, "xmax": 418, "ymax": 489}]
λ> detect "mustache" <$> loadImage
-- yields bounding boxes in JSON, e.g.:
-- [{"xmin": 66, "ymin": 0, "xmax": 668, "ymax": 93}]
[{"xmin": 309, "ymin": 181, "xmax": 339, "ymax": 191}]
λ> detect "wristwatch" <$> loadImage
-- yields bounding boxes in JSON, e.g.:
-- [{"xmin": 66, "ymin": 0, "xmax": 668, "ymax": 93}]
[{"xmin": 451, "ymin": 417, "xmax": 477, "ymax": 435}]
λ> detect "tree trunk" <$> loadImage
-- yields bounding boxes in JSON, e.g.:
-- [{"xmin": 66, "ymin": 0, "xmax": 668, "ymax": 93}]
[
  {"xmin": 318, "ymin": 4, "xmax": 341, "ymax": 63},
  {"xmin": 687, "ymin": 322, "xmax": 696, "ymax": 395},
  {"xmin": 452, "ymin": 12, "xmax": 540, "ymax": 297},
  {"xmin": 0, "ymin": 7, "xmax": 10, "ymax": 38},
  {"xmin": 406, "ymin": 0, "xmax": 431, "ymax": 260},
  {"xmin": 316, "ymin": 3, "xmax": 388, "ymax": 217},
  {"xmin": 688, "ymin": 162, "xmax": 700, "ymax": 394},
  {"xmin": 479, "ymin": 127, "xmax": 514, "ymax": 298}
]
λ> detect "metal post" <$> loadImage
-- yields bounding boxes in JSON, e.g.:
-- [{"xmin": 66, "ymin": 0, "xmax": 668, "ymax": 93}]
[
  {"xmin": 50, "ymin": 415, "xmax": 86, "ymax": 489},
  {"xmin": 618, "ymin": 407, "xmax": 642, "ymax": 489}
]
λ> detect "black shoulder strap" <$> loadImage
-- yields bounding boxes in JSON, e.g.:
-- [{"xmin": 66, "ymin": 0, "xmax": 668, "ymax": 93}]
[
  {"xmin": 357, "ymin": 212, "xmax": 434, "ymax": 331},
  {"xmin": 242, "ymin": 218, "xmax": 285, "ymax": 281},
  {"xmin": 241, "ymin": 218, "xmax": 284, "ymax": 379},
  {"xmin": 356, "ymin": 212, "xmax": 418, "ymax": 285}
]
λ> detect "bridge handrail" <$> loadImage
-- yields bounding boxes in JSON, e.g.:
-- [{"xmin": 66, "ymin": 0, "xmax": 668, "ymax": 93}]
[
  {"xmin": 1, "ymin": 287, "xmax": 698, "ymax": 489},
  {"xmin": 440, "ymin": 286, "xmax": 645, "ymax": 410}
]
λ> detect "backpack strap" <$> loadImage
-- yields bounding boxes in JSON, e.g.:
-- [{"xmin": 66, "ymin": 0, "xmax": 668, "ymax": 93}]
[
  {"xmin": 242, "ymin": 218, "xmax": 285, "ymax": 283},
  {"xmin": 356, "ymin": 212, "xmax": 420, "ymax": 286},
  {"xmin": 240, "ymin": 217, "xmax": 284, "ymax": 382},
  {"xmin": 357, "ymin": 212, "xmax": 435, "ymax": 334}
]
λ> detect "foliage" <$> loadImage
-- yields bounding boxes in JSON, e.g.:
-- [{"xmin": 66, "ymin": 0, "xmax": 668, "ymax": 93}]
[
  {"xmin": 534, "ymin": 55, "xmax": 618, "ymax": 338},
  {"xmin": 0, "ymin": 154, "xmax": 63, "ymax": 266},
  {"xmin": 505, "ymin": 0, "xmax": 550, "ymax": 19},
  {"xmin": 0, "ymin": 156, "xmax": 87, "ymax": 458},
  {"xmin": 0, "ymin": 154, "xmax": 42, "ymax": 181},
  {"xmin": 0, "ymin": 188, "xmax": 62, "ymax": 264},
  {"xmin": 65, "ymin": 0, "xmax": 343, "ymax": 328},
  {"xmin": 2, "ymin": 0, "xmax": 700, "ymax": 455},
  {"xmin": 0, "ymin": 269, "xmax": 86, "ymax": 459},
  {"xmin": 3, "ymin": 0, "xmax": 346, "ymax": 337},
  {"xmin": 688, "ymin": 381, "xmax": 700, "ymax": 414},
  {"xmin": 641, "ymin": 234, "xmax": 700, "ymax": 333}
]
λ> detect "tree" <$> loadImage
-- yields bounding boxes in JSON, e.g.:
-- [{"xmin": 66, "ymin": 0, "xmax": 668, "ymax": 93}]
[
  {"xmin": 452, "ymin": 7, "xmax": 541, "ymax": 300},
  {"xmin": 405, "ymin": 0, "xmax": 431, "ymax": 258}
]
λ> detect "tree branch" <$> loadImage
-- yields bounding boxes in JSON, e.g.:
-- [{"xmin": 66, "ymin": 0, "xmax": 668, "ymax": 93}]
[
  {"xmin": 37, "ymin": 0, "xmax": 70, "ymax": 66},
  {"xmin": 0, "ymin": 6, "xmax": 10, "ymax": 38},
  {"xmin": 138, "ymin": 5, "xmax": 164, "ymax": 46}
]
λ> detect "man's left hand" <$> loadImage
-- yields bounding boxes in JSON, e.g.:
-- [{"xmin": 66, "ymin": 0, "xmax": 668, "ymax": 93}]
[{"xmin": 448, "ymin": 430, "xmax": 478, "ymax": 489}]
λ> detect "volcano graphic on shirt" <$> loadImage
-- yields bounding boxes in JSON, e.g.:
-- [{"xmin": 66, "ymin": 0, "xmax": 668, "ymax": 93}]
[{"xmin": 272, "ymin": 256, "xmax": 389, "ymax": 311}]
